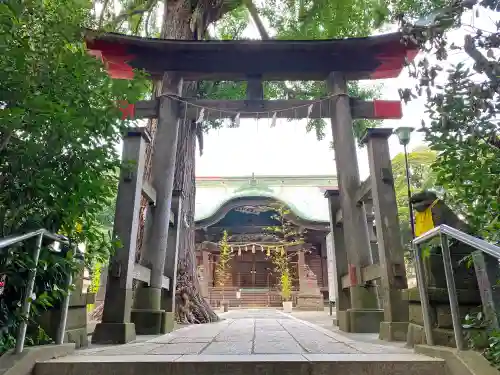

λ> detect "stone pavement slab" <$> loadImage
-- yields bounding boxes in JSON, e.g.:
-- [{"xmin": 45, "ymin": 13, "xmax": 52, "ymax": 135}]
[
  {"xmin": 37, "ymin": 353, "xmax": 445, "ymax": 375},
  {"xmin": 36, "ymin": 310, "xmax": 447, "ymax": 375},
  {"xmin": 74, "ymin": 309, "xmax": 425, "ymax": 358}
]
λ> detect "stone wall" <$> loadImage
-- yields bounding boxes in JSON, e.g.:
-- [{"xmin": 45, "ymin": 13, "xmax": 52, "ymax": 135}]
[
  {"xmin": 404, "ymin": 287, "xmax": 481, "ymax": 348},
  {"xmin": 37, "ymin": 266, "xmax": 94, "ymax": 349}
]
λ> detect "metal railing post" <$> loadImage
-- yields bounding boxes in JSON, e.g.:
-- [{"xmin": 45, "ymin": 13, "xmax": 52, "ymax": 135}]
[
  {"xmin": 56, "ymin": 272, "xmax": 73, "ymax": 345},
  {"xmin": 414, "ymin": 243, "xmax": 434, "ymax": 345},
  {"xmin": 472, "ymin": 251, "xmax": 500, "ymax": 331},
  {"xmin": 412, "ymin": 224, "xmax": 500, "ymax": 349},
  {"xmin": 15, "ymin": 233, "xmax": 43, "ymax": 354},
  {"xmin": 440, "ymin": 233, "xmax": 465, "ymax": 350}
]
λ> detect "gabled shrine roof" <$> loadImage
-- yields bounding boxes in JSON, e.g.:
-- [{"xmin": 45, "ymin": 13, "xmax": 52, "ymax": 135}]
[
  {"xmin": 85, "ymin": 30, "xmax": 418, "ymax": 81},
  {"xmin": 195, "ymin": 175, "xmax": 337, "ymax": 224}
]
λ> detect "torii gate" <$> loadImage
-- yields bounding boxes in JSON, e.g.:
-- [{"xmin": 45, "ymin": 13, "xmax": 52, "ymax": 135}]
[{"xmin": 86, "ymin": 30, "xmax": 418, "ymax": 344}]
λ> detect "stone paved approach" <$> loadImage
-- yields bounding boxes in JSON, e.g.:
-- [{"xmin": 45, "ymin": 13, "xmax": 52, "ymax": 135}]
[
  {"xmin": 74, "ymin": 309, "xmax": 424, "ymax": 358},
  {"xmin": 37, "ymin": 310, "xmax": 445, "ymax": 375}
]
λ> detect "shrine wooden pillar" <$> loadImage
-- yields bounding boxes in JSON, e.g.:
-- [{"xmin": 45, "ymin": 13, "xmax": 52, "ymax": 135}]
[
  {"xmin": 201, "ymin": 250, "xmax": 211, "ymax": 299},
  {"xmin": 327, "ymin": 73, "xmax": 383, "ymax": 333},
  {"xmin": 363, "ymin": 201, "xmax": 383, "ymax": 310},
  {"xmin": 325, "ymin": 190, "xmax": 350, "ymax": 328},
  {"xmin": 362, "ymin": 128, "xmax": 409, "ymax": 341},
  {"xmin": 364, "ymin": 202, "xmax": 379, "ymax": 264},
  {"xmin": 160, "ymin": 190, "xmax": 183, "ymax": 333},
  {"xmin": 92, "ymin": 128, "xmax": 150, "ymax": 344},
  {"xmin": 132, "ymin": 74, "xmax": 183, "ymax": 334}
]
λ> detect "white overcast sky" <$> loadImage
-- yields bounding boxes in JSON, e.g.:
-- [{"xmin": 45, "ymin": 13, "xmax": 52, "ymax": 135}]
[{"xmin": 196, "ymin": 7, "xmax": 496, "ymax": 180}]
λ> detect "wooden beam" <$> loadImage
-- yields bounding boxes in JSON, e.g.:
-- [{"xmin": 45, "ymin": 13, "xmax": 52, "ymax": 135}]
[
  {"xmin": 355, "ymin": 177, "xmax": 372, "ymax": 203},
  {"xmin": 183, "ymin": 99, "xmax": 402, "ymax": 120},
  {"xmin": 341, "ymin": 264, "xmax": 380, "ymax": 289},
  {"xmin": 199, "ymin": 241, "xmax": 311, "ymax": 253},
  {"xmin": 132, "ymin": 263, "xmax": 171, "ymax": 290},
  {"xmin": 86, "ymin": 30, "xmax": 417, "ymax": 82},
  {"xmin": 134, "ymin": 99, "xmax": 158, "ymax": 119},
  {"xmin": 205, "ymin": 223, "xmax": 329, "ymax": 235},
  {"xmin": 140, "ymin": 179, "xmax": 174, "ymax": 226},
  {"xmin": 336, "ymin": 209, "xmax": 375, "ymax": 225},
  {"xmin": 246, "ymin": 76, "xmax": 264, "ymax": 100},
  {"xmin": 335, "ymin": 178, "xmax": 373, "ymax": 224},
  {"xmin": 141, "ymin": 181, "xmax": 157, "ymax": 206},
  {"xmin": 130, "ymin": 98, "xmax": 402, "ymax": 120}
]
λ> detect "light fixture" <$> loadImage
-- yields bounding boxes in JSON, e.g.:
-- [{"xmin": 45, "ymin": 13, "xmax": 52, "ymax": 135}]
[
  {"xmin": 394, "ymin": 127, "xmax": 414, "ymax": 146},
  {"xmin": 394, "ymin": 127, "xmax": 416, "ymax": 238}
]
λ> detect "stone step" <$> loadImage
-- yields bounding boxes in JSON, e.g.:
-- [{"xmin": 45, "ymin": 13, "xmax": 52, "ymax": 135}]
[{"xmin": 35, "ymin": 353, "xmax": 445, "ymax": 375}]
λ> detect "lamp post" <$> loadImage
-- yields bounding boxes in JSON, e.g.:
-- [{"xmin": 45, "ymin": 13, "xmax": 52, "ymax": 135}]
[{"xmin": 395, "ymin": 127, "xmax": 415, "ymax": 238}]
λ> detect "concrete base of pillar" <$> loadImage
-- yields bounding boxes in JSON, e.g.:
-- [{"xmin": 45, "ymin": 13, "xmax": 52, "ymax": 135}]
[
  {"xmin": 134, "ymin": 286, "xmax": 162, "ymax": 310},
  {"xmin": 337, "ymin": 311, "xmax": 350, "ymax": 332},
  {"xmin": 161, "ymin": 311, "xmax": 175, "ymax": 334},
  {"xmin": 65, "ymin": 328, "xmax": 88, "ymax": 349},
  {"xmin": 348, "ymin": 309, "xmax": 384, "ymax": 333},
  {"xmin": 92, "ymin": 322, "xmax": 136, "ymax": 345},
  {"xmin": 379, "ymin": 321, "xmax": 408, "ymax": 342},
  {"xmin": 350, "ymin": 285, "xmax": 379, "ymax": 309},
  {"xmin": 332, "ymin": 318, "xmax": 338, "ymax": 326},
  {"xmin": 337, "ymin": 309, "xmax": 384, "ymax": 333},
  {"xmin": 131, "ymin": 309, "xmax": 165, "ymax": 335}
]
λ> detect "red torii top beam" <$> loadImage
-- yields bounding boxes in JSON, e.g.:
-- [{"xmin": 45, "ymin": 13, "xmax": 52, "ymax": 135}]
[{"xmin": 85, "ymin": 30, "xmax": 418, "ymax": 82}]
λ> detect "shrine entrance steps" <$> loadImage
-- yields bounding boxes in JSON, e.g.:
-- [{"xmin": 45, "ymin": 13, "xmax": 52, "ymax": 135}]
[
  {"xmin": 208, "ymin": 287, "xmax": 284, "ymax": 308},
  {"xmin": 35, "ymin": 309, "xmax": 444, "ymax": 375}
]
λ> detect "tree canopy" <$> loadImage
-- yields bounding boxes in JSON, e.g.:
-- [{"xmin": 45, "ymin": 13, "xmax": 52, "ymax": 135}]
[
  {"xmin": 398, "ymin": 0, "xmax": 500, "ymax": 243},
  {"xmin": 0, "ymin": 0, "xmax": 145, "ymax": 352}
]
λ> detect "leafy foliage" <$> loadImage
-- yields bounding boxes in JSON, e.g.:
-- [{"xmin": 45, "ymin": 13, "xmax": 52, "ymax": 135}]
[
  {"xmin": 0, "ymin": 243, "xmax": 78, "ymax": 354},
  {"xmin": 0, "ymin": 0, "xmax": 146, "ymax": 353},
  {"xmin": 397, "ymin": 0, "xmax": 500, "ymax": 365},
  {"xmin": 398, "ymin": 1, "xmax": 500, "ymax": 244},
  {"xmin": 264, "ymin": 204, "xmax": 304, "ymax": 301},
  {"xmin": 215, "ymin": 230, "xmax": 234, "ymax": 289},
  {"xmin": 392, "ymin": 147, "xmax": 438, "ymax": 246}
]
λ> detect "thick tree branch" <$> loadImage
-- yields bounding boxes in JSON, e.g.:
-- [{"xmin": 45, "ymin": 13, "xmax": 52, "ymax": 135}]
[
  {"xmin": 0, "ymin": 130, "xmax": 12, "ymax": 154},
  {"xmin": 106, "ymin": 0, "xmax": 159, "ymax": 30},
  {"xmin": 244, "ymin": 0, "xmax": 269, "ymax": 39},
  {"xmin": 463, "ymin": 34, "xmax": 500, "ymax": 150},
  {"xmin": 464, "ymin": 34, "xmax": 500, "ymax": 92},
  {"xmin": 97, "ymin": 0, "xmax": 110, "ymax": 28},
  {"xmin": 240, "ymin": 0, "xmax": 309, "ymax": 99}
]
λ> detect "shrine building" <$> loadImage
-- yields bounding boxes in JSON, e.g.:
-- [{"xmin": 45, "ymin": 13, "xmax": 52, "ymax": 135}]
[{"xmin": 194, "ymin": 174, "xmax": 336, "ymax": 309}]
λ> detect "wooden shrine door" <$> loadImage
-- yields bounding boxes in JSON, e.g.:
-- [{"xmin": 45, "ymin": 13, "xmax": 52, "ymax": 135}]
[{"xmin": 237, "ymin": 261, "xmax": 254, "ymax": 288}]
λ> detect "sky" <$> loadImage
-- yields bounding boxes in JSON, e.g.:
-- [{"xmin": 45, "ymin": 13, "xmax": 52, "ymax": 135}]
[{"xmin": 195, "ymin": 7, "xmax": 496, "ymax": 181}]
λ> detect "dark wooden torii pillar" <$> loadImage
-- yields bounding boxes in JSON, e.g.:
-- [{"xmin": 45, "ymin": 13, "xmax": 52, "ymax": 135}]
[
  {"xmin": 327, "ymin": 73, "xmax": 382, "ymax": 333},
  {"xmin": 131, "ymin": 75, "xmax": 184, "ymax": 335}
]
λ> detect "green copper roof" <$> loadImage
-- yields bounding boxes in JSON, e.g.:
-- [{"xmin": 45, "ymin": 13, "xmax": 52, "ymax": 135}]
[{"xmin": 195, "ymin": 175, "xmax": 337, "ymax": 223}]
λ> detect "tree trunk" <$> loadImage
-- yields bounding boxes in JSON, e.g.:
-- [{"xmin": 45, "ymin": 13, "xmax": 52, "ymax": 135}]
[
  {"xmin": 173, "ymin": 118, "xmax": 218, "ymax": 323},
  {"xmin": 161, "ymin": 1, "xmax": 218, "ymax": 324},
  {"xmin": 91, "ymin": 0, "xmax": 230, "ymax": 323}
]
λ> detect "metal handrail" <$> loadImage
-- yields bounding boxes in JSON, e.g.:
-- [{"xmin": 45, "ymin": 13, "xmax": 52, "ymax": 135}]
[
  {"xmin": 412, "ymin": 224, "xmax": 500, "ymax": 350},
  {"xmin": 413, "ymin": 224, "xmax": 500, "ymax": 259},
  {"xmin": 0, "ymin": 229, "xmax": 80, "ymax": 354}
]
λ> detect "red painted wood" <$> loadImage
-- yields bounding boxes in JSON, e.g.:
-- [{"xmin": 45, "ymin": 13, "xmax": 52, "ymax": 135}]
[
  {"xmin": 370, "ymin": 48, "xmax": 419, "ymax": 79},
  {"xmin": 86, "ymin": 40, "xmax": 135, "ymax": 80},
  {"xmin": 373, "ymin": 100, "xmax": 402, "ymax": 119},
  {"xmin": 349, "ymin": 264, "xmax": 357, "ymax": 285},
  {"xmin": 117, "ymin": 101, "xmax": 136, "ymax": 120}
]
